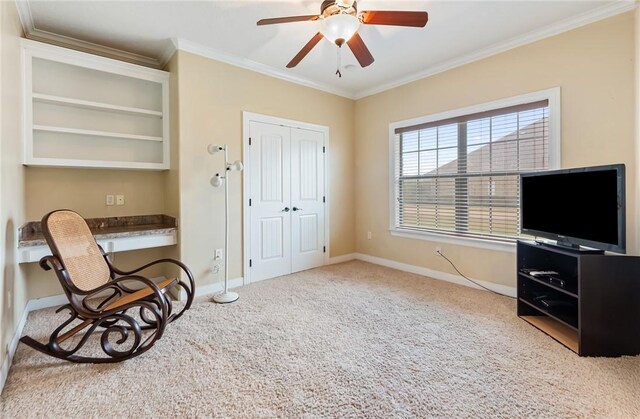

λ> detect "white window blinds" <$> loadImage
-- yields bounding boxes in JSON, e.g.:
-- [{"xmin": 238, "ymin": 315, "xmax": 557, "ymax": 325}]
[{"xmin": 393, "ymin": 100, "xmax": 549, "ymax": 240}]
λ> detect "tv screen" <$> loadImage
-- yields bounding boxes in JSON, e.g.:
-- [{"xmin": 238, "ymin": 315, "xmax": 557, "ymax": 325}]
[{"xmin": 520, "ymin": 164, "xmax": 625, "ymax": 253}]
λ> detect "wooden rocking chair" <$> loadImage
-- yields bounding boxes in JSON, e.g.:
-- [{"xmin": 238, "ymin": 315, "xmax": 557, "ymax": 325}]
[{"xmin": 20, "ymin": 209, "xmax": 195, "ymax": 363}]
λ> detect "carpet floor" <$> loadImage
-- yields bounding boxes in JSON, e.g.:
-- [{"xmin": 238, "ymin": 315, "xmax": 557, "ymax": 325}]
[{"xmin": 1, "ymin": 261, "xmax": 639, "ymax": 418}]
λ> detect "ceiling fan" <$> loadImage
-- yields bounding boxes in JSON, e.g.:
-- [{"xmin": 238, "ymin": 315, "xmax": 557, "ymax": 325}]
[{"xmin": 257, "ymin": 0, "xmax": 428, "ymax": 76}]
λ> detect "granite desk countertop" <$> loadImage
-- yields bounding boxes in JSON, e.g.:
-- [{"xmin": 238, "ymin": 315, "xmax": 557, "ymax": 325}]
[{"xmin": 19, "ymin": 214, "xmax": 177, "ymax": 247}]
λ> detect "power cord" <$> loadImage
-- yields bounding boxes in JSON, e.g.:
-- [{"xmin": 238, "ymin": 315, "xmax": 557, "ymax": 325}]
[{"xmin": 436, "ymin": 249, "xmax": 516, "ymax": 299}]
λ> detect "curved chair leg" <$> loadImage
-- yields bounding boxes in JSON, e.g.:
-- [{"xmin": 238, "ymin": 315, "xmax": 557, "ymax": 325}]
[
  {"xmin": 20, "ymin": 334, "xmax": 162, "ymax": 363},
  {"xmin": 167, "ymin": 280, "xmax": 195, "ymax": 323},
  {"xmin": 20, "ymin": 303, "xmax": 166, "ymax": 364}
]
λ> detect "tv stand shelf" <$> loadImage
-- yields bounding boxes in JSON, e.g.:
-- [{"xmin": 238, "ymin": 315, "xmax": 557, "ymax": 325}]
[
  {"xmin": 520, "ymin": 316, "xmax": 579, "ymax": 353},
  {"xmin": 517, "ymin": 240, "xmax": 640, "ymax": 357},
  {"xmin": 519, "ymin": 271, "xmax": 578, "ymax": 297}
]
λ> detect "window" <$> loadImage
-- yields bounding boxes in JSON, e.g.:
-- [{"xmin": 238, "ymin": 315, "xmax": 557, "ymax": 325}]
[{"xmin": 390, "ymin": 89, "xmax": 559, "ymax": 243}]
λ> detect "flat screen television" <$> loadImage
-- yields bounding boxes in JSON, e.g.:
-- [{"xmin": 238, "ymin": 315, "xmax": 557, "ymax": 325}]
[{"xmin": 520, "ymin": 164, "xmax": 626, "ymax": 253}]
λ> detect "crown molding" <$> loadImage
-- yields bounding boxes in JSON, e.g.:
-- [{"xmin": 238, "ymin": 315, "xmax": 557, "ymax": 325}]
[
  {"xmin": 15, "ymin": 0, "xmax": 163, "ymax": 69},
  {"xmin": 14, "ymin": 0, "xmax": 33, "ymax": 34},
  {"xmin": 171, "ymin": 38, "xmax": 355, "ymax": 99},
  {"xmin": 13, "ymin": 0, "xmax": 637, "ymax": 100},
  {"xmin": 159, "ymin": 41, "xmax": 178, "ymax": 68},
  {"xmin": 353, "ymin": 1, "xmax": 638, "ymax": 100}
]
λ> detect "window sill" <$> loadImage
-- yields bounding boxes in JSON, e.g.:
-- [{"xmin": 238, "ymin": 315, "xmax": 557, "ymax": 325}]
[{"xmin": 389, "ymin": 228, "xmax": 516, "ymax": 253}]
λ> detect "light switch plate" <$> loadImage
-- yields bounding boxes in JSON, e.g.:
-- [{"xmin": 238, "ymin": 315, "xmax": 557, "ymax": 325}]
[{"xmin": 116, "ymin": 195, "xmax": 125, "ymax": 205}]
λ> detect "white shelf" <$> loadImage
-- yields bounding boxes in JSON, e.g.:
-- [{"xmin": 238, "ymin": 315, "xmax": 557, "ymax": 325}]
[
  {"xmin": 33, "ymin": 125, "xmax": 164, "ymax": 142},
  {"xmin": 24, "ymin": 157, "xmax": 168, "ymax": 170},
  {"xmin": 32, "ymin": 93, "xmax": 163, "ymax": 118},
  {"xmin": 22, "ymin": 39, "xmax": 170, "ymax": 170}
]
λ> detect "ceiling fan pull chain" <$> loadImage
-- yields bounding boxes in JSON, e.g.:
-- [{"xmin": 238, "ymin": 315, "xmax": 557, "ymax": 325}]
[{"xmin": 336, "ymin": 45, "xmax": 342, "ymax": 78}]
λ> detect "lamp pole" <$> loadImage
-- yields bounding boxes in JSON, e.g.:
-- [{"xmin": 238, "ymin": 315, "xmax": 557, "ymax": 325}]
[{"xmin": 209, "ymin": 144, "xmax": 240, "ymax": 304}]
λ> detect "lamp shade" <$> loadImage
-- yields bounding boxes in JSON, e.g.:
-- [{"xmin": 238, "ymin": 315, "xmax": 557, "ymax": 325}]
[
  {"xmin": 210, "ymin": 174, "xmax": 223, "ymax": 188},
  {"xmin": 320, "ymin": 14, "xmax": 360, "ymax": 45},
  {"xmin": 207, "ymin": 144, "xmax": 224, "ymax": 155},
  {"xmin": 229, "ymin": 160, "xmax": 244, "ymax": 172}
]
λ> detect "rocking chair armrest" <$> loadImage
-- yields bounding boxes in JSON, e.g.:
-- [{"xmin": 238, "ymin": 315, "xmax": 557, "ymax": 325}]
[
  {"xmin": 85, "ymin": 275, "xmax": 169, "ymax": 320},
  {"xmin": 89, "ymin": 275, "xmax": 164, "ymax": 298},
  {"xmin": 108, "ymin": 259, "xmax": 195, "ymax": 300},
  {"xmin": 39, "ymin": 255, "xmax": 64, "ymax": 272},
  {"xmin": 116, "ymin": 277, "xmax": 177, "ymax": 294}
]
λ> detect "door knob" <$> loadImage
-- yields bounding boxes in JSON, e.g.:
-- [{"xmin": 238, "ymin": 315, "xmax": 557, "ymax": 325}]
[
  {"xmin": 292, "ymin": 207, "xmax": 302, "ymax": 212},
  {"xmin": 282, "ymin": 207, "xmax": 290, "ymax": 212}
]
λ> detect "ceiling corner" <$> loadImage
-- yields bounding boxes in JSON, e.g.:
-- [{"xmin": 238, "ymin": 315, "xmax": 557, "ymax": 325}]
[
  {"xmin": 159, "ymin": 39, "xmax": 178, "ymax": 68},
  {"xmin": 15, "ymin": 0, "xmax": 164, "ymax": 69},
  {"xmin": 15, "ymin": 0, "xmax": 34, "ymax": 37}
]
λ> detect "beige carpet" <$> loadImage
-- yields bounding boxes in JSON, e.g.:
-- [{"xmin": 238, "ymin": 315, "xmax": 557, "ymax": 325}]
[{"xmin": 1, "ymin": 261, "xmax": 639, "ymax": 418}]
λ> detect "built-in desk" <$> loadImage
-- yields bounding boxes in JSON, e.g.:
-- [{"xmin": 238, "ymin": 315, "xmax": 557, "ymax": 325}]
[{"xmin": 18, "ymin": 214, "xmax": 177, "ymax": 264}]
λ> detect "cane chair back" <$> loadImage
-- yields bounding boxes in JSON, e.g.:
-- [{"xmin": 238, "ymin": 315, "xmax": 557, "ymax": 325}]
[{"xmin": 43, "ymin": 210, "xmax": 110, "ymax": 292}]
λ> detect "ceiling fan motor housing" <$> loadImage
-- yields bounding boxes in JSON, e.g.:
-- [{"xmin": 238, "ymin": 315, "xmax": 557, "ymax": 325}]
[{"xmin": 321, "ymin": 0, "xmax": 358, "ymax": 18}]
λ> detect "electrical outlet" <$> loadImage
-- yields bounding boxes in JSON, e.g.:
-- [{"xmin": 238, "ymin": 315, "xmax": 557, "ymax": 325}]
[
  {"xmin": 116, "ymin": 195, "xmax": 125, "ymax": 205},
  {"xmin": 435, "ymin": 246, "xmax": 442, "ymax": 255},
  {"xmin": 211, "ymin": 261, "xmax": 221, "ymax": 274},
  {"xmin": 215, "ymin": 249, "xmax": 223, "ymax": 260},
  {"xmin": 106, "ymin": 195, "xmax": 115, "ymax": 206},
  {"xmin": 367, "ymin": 231, "xmax": 372, "ymax": 240}
]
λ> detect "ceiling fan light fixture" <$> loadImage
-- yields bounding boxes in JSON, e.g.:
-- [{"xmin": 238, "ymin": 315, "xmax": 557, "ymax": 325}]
[
  {"xmin": 320, "ymin": 13, "xmax": 360, "ymax": 45},
  {"xmin": 335, "ymin": 0, "xmax": 355, "ymax": 8}
]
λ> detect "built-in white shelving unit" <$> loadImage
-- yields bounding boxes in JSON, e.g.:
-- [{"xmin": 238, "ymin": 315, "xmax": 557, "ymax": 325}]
[{"xmin": 22, "ymin": 40, "xmax": 170, "ymax": 170}]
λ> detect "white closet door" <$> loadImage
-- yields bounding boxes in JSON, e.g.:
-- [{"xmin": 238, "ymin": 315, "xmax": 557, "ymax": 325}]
[
  {"xmin": 290, "ymin": 128, "xmax": 325, "ymax": 273},
  {"xmin": 249, "ymin": 121, "xmax": 292, "ymax": 282}
]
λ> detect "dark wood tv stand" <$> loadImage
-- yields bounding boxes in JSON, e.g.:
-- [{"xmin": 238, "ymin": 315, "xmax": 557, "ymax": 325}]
[{"xmin": 517, "ymin": 240, "xmax": 640, "ymax": 356}]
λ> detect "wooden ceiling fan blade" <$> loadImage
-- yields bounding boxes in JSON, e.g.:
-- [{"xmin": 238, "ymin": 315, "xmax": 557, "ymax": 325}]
[
  {"xmin": 360, "ymin": 11, "xmax": 428, "ymax": 27},
  {"xmin": 346, "ymin": 32, "xmax": 374, "ymax": 68},
  {"xmin": 287, "ymin": 32, "xmax": 324, "ymax": 68},
  {"xmin": 257, "ymin": 15, "xmax": 319, "ymax": 26}
]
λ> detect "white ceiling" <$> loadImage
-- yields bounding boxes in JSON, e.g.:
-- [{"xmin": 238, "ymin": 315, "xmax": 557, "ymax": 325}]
[{"xmin": 19, "ymin": 1, "xmax": 636, "ymax": 99}]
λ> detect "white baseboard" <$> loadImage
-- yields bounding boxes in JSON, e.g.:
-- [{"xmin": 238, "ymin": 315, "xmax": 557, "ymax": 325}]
[
  {"xmin": 193, "ymin": 277, "xmax": 244, "ymax": 299},
  {"xmin": 353, "ymin": 253, "xmax": 517, "ymax": 298},
  {"xmin": 25, "ymin": 294, "xmax": 69, "ymax": 312},
  {"xmin": 0, "ymin": 288, "xmax": 63, "ymax": 390},
  {"xmin": 175, "ymin": 277, "xmax": 245, "ymax": 300},
  {"xmin": 327, "ymin": 253, "xmax": 357, "ymax": 264},
  {"xmin": 0, "ymin": 304, "xmax": 30, "ymax": 395},
  {"xmin": 1, "ymin": 292, "xmax": 73, "ymax": 394}
]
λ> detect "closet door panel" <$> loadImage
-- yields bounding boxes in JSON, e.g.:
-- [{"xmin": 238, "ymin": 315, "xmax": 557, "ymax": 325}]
[
  {"xmin": 291, "ymin": 128, "xmax": 325, "ymax": 273},
  {"xmin": 249, "ymin": 121, "xmax": 292, "ymax": 282}
]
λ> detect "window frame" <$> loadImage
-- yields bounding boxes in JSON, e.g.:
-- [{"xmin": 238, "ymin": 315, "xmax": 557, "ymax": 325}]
[{"xmin": 388, "ymin": 87, "xmax": 561, "ymax": 251}]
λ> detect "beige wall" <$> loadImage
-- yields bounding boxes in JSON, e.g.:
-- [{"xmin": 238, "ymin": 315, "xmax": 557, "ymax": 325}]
[
  {"xmin": 25, "ymin": 168, "xmax": 166, "ymax": 220},
  {"xmin": 174, "ymin": 50, "xmax": 355, "ymax": 288},
  {"xmin": 636, "ymin": 7, "xmax": 640, "ymax": 254},
  {"xmin": 354, "ymin": 12, "xmax": 636, "ymax": 287},
  {"xmin": 0, "ymin": 0, "xmax": 27, "ymax": 380}
]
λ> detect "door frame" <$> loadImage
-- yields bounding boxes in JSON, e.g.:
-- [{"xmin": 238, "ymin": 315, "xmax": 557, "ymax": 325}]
[{"xmin": 242, "ymin": 111, "xmax": 330, "ymax": 284}]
